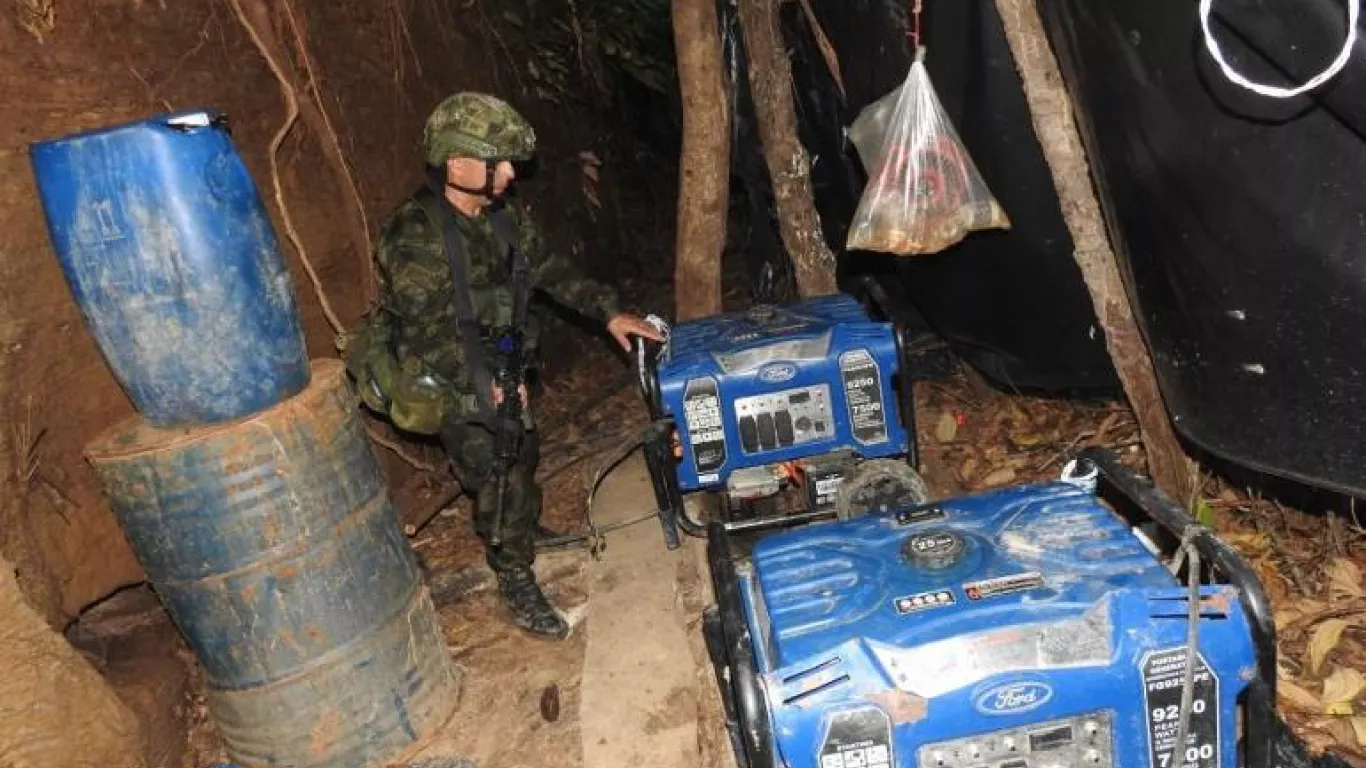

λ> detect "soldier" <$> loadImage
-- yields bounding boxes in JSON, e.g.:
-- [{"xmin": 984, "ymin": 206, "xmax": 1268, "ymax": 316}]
[{"xmin": 351, "ymin": 92, "xmax": 662, "ymax": 639}]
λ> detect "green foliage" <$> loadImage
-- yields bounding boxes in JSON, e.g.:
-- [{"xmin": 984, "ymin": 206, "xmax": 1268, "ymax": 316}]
[
  {"xmin": 492, "ymin": 0, "xmax": 676, "ymax": 105},
  {"xmin": 1193, "ymin": 496, "xmax": 1217, "ymax": 526}
]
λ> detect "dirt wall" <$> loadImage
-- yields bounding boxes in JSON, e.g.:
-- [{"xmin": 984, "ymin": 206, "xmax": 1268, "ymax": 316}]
[
  {"xmin": 0, "ymin": 553, "xmax": 146, "ymax": 768},
  {"xmin": 0, "ymin": 0, "xmax": 513, "ymax": 622}
]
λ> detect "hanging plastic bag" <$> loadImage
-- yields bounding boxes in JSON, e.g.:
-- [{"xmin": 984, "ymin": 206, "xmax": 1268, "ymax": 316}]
[{"xmin": 846, "ymin": 49, "xmax": 1010, "ymax": 256}]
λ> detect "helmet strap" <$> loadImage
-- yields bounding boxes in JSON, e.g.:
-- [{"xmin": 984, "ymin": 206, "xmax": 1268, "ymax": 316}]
[{"xmin": 445, "ymin": 158, "xmax": 501, "ymax": 199}]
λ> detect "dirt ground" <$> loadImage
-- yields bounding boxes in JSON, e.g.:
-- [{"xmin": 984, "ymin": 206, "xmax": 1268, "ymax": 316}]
[{"xmin": 164, "ymin": 331, "xmax": 1366, "ymax": 768}]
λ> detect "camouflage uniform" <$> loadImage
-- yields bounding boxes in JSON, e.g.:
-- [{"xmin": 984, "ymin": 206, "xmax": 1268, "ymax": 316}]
[{"xmin": 375, "ymin": 194, "xmax": 619, "ymax": 571}]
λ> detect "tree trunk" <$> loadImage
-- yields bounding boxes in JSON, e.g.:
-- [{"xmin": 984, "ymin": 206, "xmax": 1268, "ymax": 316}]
[
  {"xmin": 671, "ymin": 0, "xmax": 731, "ymax": 321},
  {"xmin": 738, "ymin": 0, "xmax": 839, "ymax": 297},
  {"xmin": 994, "ymin": 0, "xmax": 1197, "ymax": 503}
]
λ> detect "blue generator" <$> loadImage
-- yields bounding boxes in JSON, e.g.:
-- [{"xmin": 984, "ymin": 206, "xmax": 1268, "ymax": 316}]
[
  {"xmin": 703, "ymin": 448, "xmax": 1276, "ymax": 768},
  {"xmin": 636, "ymin": 292, "xmax": 940, "ymax": 548}
]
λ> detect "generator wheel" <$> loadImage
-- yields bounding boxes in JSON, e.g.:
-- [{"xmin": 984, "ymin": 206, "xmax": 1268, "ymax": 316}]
[{"xmin": 837, "ymin": 459, "xmax": 930, "ymax": 520}]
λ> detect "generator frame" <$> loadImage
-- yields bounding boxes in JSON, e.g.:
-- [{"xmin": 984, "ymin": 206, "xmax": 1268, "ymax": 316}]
[
  {"xmin": 636, "ymin": 277, "xmax": 939, "ymax": 549},
  {"xmin": 700, "ymin": 447, "xmax": 1278, "ymax": 768}
]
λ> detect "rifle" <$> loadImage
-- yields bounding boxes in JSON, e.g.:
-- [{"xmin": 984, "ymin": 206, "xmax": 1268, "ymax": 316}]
[
  {"xmin": 486, "ymin": 327, "xmax": 526, "ymax": 548},
  {"xmin": 417, "ymin": 187, "xmax": 531, "ymax": 549}
]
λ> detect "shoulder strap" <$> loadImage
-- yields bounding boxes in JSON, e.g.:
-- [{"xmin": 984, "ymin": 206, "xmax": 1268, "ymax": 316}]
[
  {"xmin": 488, "ymin": 204, "xmax": 533, "ymax": 330},
  {"xmin": 415, "ymin": 187, "xmax": 495, "ymax": 414}
]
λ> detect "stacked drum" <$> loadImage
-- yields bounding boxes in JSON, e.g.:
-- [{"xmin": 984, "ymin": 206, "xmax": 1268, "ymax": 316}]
[{"xmin": 31, "ymin": 112, "xmax": 458, "ymax": 768}]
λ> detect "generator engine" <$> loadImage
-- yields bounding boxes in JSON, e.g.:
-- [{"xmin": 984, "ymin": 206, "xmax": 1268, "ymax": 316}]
[
  {"xmin": 704, "ymin": 448, "xmax": 1276, "ymax": 768},
  {"xmin": 637, "ymin": 293, "xmax": 935, "ymax": 548}
]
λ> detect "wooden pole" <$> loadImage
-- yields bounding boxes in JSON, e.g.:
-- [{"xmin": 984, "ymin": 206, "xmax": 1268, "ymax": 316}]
[
  {"xmin": 671, "ymin": 0, "xmax": 731, "ymax": 320},
  {"xmin": 738, "ymin": 0, "xmax": 839, "ymax": 297},
  {"xmin": 994, "ymin": 0, "xmax": 1197, "ymax": 502}
]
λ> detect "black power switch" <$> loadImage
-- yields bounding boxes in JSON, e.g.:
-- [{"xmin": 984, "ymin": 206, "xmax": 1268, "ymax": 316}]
[
  {"xmin": 756, "ymin": 413, "xmax": 777, "ymax": 450},
  {"xmin": 739, "ymin": 416, "xmax": 760, "ymax": 453},
  {"xmin": 775, "ymin": 410, "xmax": 795, "ymax": 446}
]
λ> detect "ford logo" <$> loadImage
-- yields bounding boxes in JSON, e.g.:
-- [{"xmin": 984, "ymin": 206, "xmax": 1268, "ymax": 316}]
[
  {"xmin": 758, "ymin": 363, "xmax": 798, "ymax": 383},
  {"xmin": 974, "ymin": 681, "xmax": 1053, "ymax": 715}
]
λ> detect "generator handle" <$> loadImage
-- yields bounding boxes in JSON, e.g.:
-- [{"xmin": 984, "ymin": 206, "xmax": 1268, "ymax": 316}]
[
  {"xmin": 1075, "ymin": 447, "xmax": 1276, "ymax": 768},
  {"xmin": 632, "ymin": 336, "xmax": 665, "ymax": 419},
  {"xmin": 708, "ymin": 522, "xmax": 777, "ymax": 768}
]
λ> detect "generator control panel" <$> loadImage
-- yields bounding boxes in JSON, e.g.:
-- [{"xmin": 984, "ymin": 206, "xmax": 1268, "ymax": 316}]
[
  {"xmin": 655, "ymin": 295, "xmax": 910, "ymax": 491},
  {"xmin": 917, "ymin": 711, "xmax": 1114, "ymax": 768},
  {"xmin": 733, "ymin": 384, "xmax": 834, "ymax": 453}
]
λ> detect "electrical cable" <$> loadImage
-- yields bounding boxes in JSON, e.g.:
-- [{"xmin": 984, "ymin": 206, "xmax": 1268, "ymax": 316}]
[
  {"xmin": 535, "ymin": 423, "xmax": 669, "ymax": 555},
  {"xmin": 1169, "ymin": 525, "xmax": 1207, "ymax": 768}
]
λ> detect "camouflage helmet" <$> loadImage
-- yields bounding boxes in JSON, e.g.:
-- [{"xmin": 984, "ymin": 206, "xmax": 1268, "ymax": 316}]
[{"xmin": 423, "ymin": 92, "xmax": 536, "ymax": 166}]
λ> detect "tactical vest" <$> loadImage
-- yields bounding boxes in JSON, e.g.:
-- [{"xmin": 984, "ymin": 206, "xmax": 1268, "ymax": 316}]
[{"xmin": 344, "ymin": 188, "xmax": 532, "ymax": 435}]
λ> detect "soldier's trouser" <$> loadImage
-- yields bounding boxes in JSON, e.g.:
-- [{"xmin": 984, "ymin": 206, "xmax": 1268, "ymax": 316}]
[{"xmin": 439, "ymin": 422, "xmax": 543, "ymax": 573}]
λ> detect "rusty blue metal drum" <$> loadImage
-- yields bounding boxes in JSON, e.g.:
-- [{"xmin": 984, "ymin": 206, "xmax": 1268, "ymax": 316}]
[{"xmin": 86, "ymin": 358, "xmax": 459, "ymax": 768}]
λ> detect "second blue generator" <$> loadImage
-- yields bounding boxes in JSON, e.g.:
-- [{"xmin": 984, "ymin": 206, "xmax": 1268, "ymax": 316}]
[{"xmin": 701, "ymin": 448, "xmax": 1277, "ymax": 768}]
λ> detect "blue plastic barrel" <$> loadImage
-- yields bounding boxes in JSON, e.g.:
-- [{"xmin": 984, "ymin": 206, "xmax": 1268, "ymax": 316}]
[
  {"xmin": 86, "ymin": 359, "xmax": 459, "ymax": 768},
  {"xmin": 29, "ymin": 110, "xmax": 309, "ymax": 427}
]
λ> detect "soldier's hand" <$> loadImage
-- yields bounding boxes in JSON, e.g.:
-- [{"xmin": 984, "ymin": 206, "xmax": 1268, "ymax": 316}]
[
  {"xmin": 606, "ymin": 313, "xmax": 666, "ymax": 352},
  {"xmin": 491, "ymin": 383, "xmax": 529, "ymax": 409}
]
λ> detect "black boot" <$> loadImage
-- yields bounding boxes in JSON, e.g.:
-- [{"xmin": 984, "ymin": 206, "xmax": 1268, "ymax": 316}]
[{"xmin": 496, "ymin": 567, "xmax": 570, "ymax": 639}]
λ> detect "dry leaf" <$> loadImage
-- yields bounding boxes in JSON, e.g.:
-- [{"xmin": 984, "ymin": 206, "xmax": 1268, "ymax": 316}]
[
  {"xmin": 1327, "ymin": 558, "xmax": 1365, "ymax": 600},
  {"xmin": 1322, "ymin": 666, "xmax": 1366, "ymax": 708},
  {"xmin": 1275, "ymin": 607, "xmax": 1305, "ymax": 628},
  {"xmin": 934, "ymin": 411, "xmax": 957, "ymax": 443},
  {"xmin": 982, "ymin": 467, "xmax": 1017, "ymax": 487},
  {"xmin": 1279, "ymin": 679, "xmax": 1323, "ymax": 712},
  {"xmin": 1222, "ymin": 531, "xmax": 1271, "ymax": 554},
  {"xmin": 959, "ymin": 457, "xmax": 979, "ymax": 482},
  {"xmin": 1308, "ymin": 618, "xmax": 1350, "ymax": 675},
  {"xmin": 1325, "ymin": 716, "xmax": 1358, "ymax": 744},
  {"xmin": 1351, "ymin": 716, "xmax": 1366, "ymax": 747},
  {"xmin": 1302, "ymin": 729, "xmax": 1339, "ymax": 754}
]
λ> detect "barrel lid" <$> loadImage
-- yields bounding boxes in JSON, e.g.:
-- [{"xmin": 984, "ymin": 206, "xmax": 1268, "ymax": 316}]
[
  {"xmin": 29, "ymin": 108, "xmax": 226, "ymax": 152},
  {"xmin": 85, "ymin": 358, "xmax": 342, "ymax": 462}
]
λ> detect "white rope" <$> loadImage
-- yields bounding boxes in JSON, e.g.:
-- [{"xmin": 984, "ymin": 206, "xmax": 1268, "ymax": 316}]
[{"xmin": 1199, "ymin": 0, "xmax": 1359, "ymax": 98}]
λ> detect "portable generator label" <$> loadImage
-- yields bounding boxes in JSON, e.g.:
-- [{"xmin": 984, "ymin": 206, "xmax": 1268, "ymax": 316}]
[
  {"xmin": 839, "ymin": 350, "xmax": 888, "ymax": 445},
  {"xmin": 818, "ymin": 706, "xmax": 893, "ymax": 768},
  {"xmin": 894, "ymin": 589, "xmax": 956, "ymax": 614},
  {"xmin": 963, "ymin": 572, "xmax": 1045, "ymax": 601},
  {"xmin": 683, "ymin": 378, "xmax": 726, "ymax": 474},
  {"xmin": 1140, "ymin": 648, "xmax": 1220, "ymax": 768},
  {"xmin": 895, "ymin": 506, "xmax": 947, "ymax": 526},
  {"xmin": 814, "ymin": 476, "xmax": 844, "ymax": 507}
]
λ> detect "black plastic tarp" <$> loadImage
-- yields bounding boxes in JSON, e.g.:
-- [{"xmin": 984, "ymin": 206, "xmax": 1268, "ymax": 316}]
[
  {"xmin": 724, "ymin": 0, "xmax": 1366, "ymax": 497},
  {"xmin": 1038, "ymin": 0, "xmax": 1366, "ymax": 497},
  {"xmin": 722, "ymin": 0, "xmax": 1119, "ymax": 393}
]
